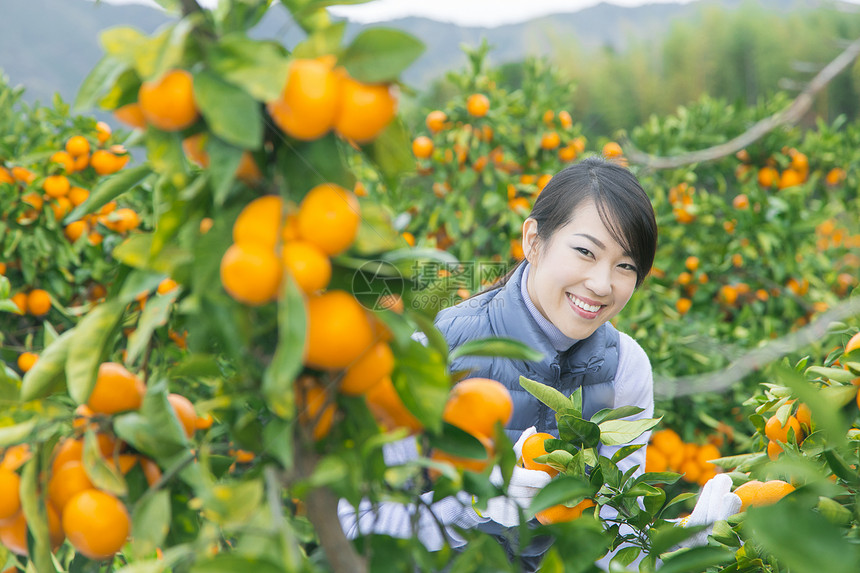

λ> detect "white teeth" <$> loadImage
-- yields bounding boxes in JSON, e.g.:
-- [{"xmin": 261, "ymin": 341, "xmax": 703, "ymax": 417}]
[{"xmin": 567, "ymin": 293, "xmax": 600, "ymax": 313}]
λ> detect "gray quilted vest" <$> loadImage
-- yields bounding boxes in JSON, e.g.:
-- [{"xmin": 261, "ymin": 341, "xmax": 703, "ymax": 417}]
[{"xmin": 434, "ymin": 262, "xmax": 619, "ymax": 442}]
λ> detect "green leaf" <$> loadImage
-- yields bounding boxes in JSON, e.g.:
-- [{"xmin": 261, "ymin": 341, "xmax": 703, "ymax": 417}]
[
  {"xmin": 391, "ymin": 338, "xmax": 450, "ymax": 434},
  {"xmin": 127, "ymin": 289, "xmax": 179, "ymax": 365},
  {"xmin": 83, "ymin": 429, "xmax": 127, "ymax": 496},
  {"xmin": 658, "ymin": 546, "xmax": 734, "ymax": 573},
  {"xmin": 74, "ymin": 54, "xmax": 131, "ymax": 111},
  {"xmin": 193, "ymin": 70, "xmax": 262, "ymax": 149},
  {"xmin": 190, "ymin": 555, "xmax": 284, "ymax": 573},
  {"xmin": 0, "ymin": 419, "xmax": 37, "ymax": 449},
  {"xmin": 747, "ymin": 502, "xmax": 860, "ymax": 573},
  {"xmin": 131, "ymin": 490, "xmax": 171, "ymax": 559},
  {"xmin": 340, "ymin": 28, "xmax": 425, "ymax": 83},
  {"xmin": 205, "ymin": 138, "xmax": 243, "ymax": 207},
  {"xmin": 134, "ymin": 19, "xmax": 193, "ymax": 81},
  {"xmin": 368, "ymin": 118, "xmax": 415, "ymax": 190},
  {"xmin": 66, "ymin": 299, "xmax": 126, "ymax": 405},
  {"xmin": 528, "ymin": 475, "xmax": 593, "ymax": 516},
  {"xmin": 20, "ymin": 331, "xmax": 73, "ymax": 401},
  {"xmin": 112, "ymin": 234, "xmax": 194, "ymax": 276},
  {"xmin": 64, "ymin": 164, "xmax": 153, "ymax": 224},
  {"xmin": 520, "ymin": 375, "xmax": 572, "ymax": 414},
  {"xmin": 262, "ymin": 276, "xmax": 307, "ymax": 418},
  {"xmin": 291, "ymin": 21, "xmax": 346, "ymax": 59},
  {"xmin": 19, "ymin": 457, "xmax": 55, "ymax": 572},
  {"xmin": 590, "ymin": 405, "xmax": 645, "ymax": 424},
  {"xmin": 450, "ymin": 337, "xmax": 543, "ymax": 362},
  {"xmin": 598, "ymin": 417, "xmax": 661, "ymax": 446},
  {"xmin": 209, "ymin": 35, "xmax": 290, "ymax": 102},
  {"xmin": 817, "ymin": 496, "xmax": 853, "ymax": 525},
  {"xmin": 610, "ymin": 444, "xmax": 644, "ymax": 464},
  {"xmin": 100, "ymin": 26, "xmax": 148, "ymax": 65},
  {"xmin": 806, "ymin": 366, "xmax": 857, "ymax": 384},
  {"xmin": 426, "ymin": 422, "xmax": 488, "ymax": 459},
  {"xmin": 557, "ymin": 413, "xmax": 601, "ymax": 449}
]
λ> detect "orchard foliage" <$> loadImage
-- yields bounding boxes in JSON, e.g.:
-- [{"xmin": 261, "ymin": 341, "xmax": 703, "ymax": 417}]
[{"xmin": 0, "ymin": 1, "xmax": 859, "ymax": 572}]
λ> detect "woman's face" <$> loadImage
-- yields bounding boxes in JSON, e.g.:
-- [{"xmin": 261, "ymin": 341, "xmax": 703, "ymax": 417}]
[{"xmin": 523, "ymin": 200, "xmax": 638, "ymax": 340}]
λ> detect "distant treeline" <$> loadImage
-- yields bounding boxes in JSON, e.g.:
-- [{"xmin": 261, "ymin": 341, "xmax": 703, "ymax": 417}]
[{"xmin": 419, "ymin": 1, "xmax": 860, "ymax": 138}]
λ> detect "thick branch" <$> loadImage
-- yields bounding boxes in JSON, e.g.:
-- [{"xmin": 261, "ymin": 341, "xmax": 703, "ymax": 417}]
[
  {"xmin": 294, "ymin": 441, "xmax": 368, "ymax": 573},
  {"xmin": 624, "ymin": 37, "xmax": 860, "ymax": 169},
  {"xmin": 179, "ymin": 0, "xmax": 204, "ymax": 17},
  {"xmin": 654, "ymin": 297, "xmax": 860, "ymax": 399}
]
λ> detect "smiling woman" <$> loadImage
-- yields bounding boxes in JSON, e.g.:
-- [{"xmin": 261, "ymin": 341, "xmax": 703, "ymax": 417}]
[{"xmin": 339, "ymin": 157, "xmax": 660, "ymax": 571}]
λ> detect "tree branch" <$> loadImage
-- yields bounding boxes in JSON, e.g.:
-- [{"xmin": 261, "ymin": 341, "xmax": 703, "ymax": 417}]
[
  {"xmin": 179, "ymin": 0, "xmax": 204, "ymax": 17},
  {"xmin": 624, "ymin": 37, "xmax": 860, "ymax": 169},
  {"xmin": 654, "ymin": 297, "xmax": 860, "ymax": 399}
]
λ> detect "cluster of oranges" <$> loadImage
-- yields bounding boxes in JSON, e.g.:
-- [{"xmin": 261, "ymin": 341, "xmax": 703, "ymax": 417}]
[
  {"xmin": 761, "ymin": 402, "xmax": 812, "ymax": 460},
  {"xmin": 735, "ymin": 147, "xmax": 809, "ymax": 190},
  {"xmin": 667, "ymin": 181, "xmax": 697, "ymax": 225},
  {"xmin": 267, "ymin": 56, "xmax": 398, "ymax": 144},
  {"xmin": 646, "ymin": 428, "xmax": 723, "ymax": 486},
  {"xmin": 0, "ymin": 362, "xmax": 206, "ymax": 561}
]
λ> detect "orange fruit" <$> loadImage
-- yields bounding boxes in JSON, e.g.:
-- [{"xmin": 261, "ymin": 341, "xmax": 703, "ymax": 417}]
[
  {"xmin": 113, "ymin": 103, "xmax": 147, "ymax": 129},
  {"xmin": 732, "ymin": 194, "xmax": 749, "ymax": 209},
  {"xmin": 736, "ymin": 479, "xmax": 794, "ymax": 511},
  {"xmin": 764, "ymin": 414, "xmax": 801, "ymax": 443},
  {"xmin": 676, "ymin": 298, "xmax": 692, "ymax": 315},
  {"xmin": 521, "ymin": 432, "xmax": 558, "ymax": 476},
  {"xmin": 778, "ymin": 168, "xmax": 804, "ymax": 189},
  {"xmin": 139, "ymin": 457, "xmax": 162, "ymax": 487},
  {"xmin": 825, "ymin": 167, "xmax": 846, "ymax": 186},
  {"xmin": 602, "ymin": 142, "xmax": 623, "ymax": 158},
  {"xmin": 540, "ymin": 132, "xmax": 560, "ymax": 150},
  {"xmin": 333, "ymin": 74, "xmax": 398, "ymax": 142},
  {"xmin": 0, "ymin": 444, "xmax": 32, "ymax": 472},
  {"xmin": 796, "ymin": 403, "xmax": 812, "ymax": 433},
  {"xmin": 87, "ymin": 362, "xmax": 146, "ymax": 415},
  {"xmin": 16, "ymin": 352, "xmax": 38, "ymax": 373},
  {"xmin": 0, "ymin": 469, "xmax": 21, "ymax": 522},
  {"xmin": 138, "ymin": 69, "xmax": 199, "ymax": 131},
  {"xmin": 684, "ymin": 256, "xmax": 699, "ymax": 272},
  {"xmin": 305, "ymin": 290, "xmax": 374, "ymax": 369},
  {"xmin": 645, "ymin": 447, "xmax": 668, "ymax": 472},
  {"xmin": 466, "ymin": 94, "xmax": 489, "ymax": 117},
  {"xmin": 51, "ymin": 197, "xmax": 73, "ymax": 221},
  {"xmin": 95, "ymin": 121, "xmax": 112, "ymax": 144},
  {"xmin": 767, "ymin": 440, "xmax": 783, "ymax": 460},
  {"xmin": 107, "ymin": 208, "xmax": 140, "ymax": 233},
  {"xmin": 167, "ymin": 393, "xmax": 197, "ymax": 438},
  {"xmin": 426, "ymin": 110, "xmax": 447, "ymax": 133},
  {"xmin": 365, "ymin": 376, "xmax": 423, "ymax": 434},
  {"xmin": 412, "ymin": 135, "xmax": 434, "ymax": 159},
  {"xmin": 443, "ymin": 378, "xmax": 513, "ymax": 440},
  {"xmin": 696, "ymin": 443, "xmax": 721, "ymax": 467},
  {"xmin": 0, "ymin": 511, "xmax": 28, "ymax": 556},
  {"xmin": 21, "ymin": 192, "xmax": 43, "ymax": 211},
  {"xmin": 10, "ymin": 292, "xmax": 27, "ymax": 314},
  {"xmin": 68, "ymin": 186, "xmax": 90, "ymax": 206},
  {"xmin": 48, "ymin": 461, "xmax": 94, "ymax": 513},
  {"xmin": 719, "ymin": 285, "xmax": 738, "ymax": 306},
  {"xmin": 43, "ymin": 175, "xmax": 70, "ymax": 199},
  {"xmin": 846, "ymin": 332, "xmax": 860, "ymax": 354},
  {"xmin": 679, "ymin": 459, "xmax": 701, "ymax": 483},
  {"xmin": 558, "ymin": 110, "xmax": 573, "ymax": 129},
  {"xmin": 558, "ymin": 145, "xmax": 577, "ymax": 162},
  {"xmin": 758, "ymin": 166, "xmax": 779, "ymax": 187},
  {"xmin": 65, "ymin": 136, "xmax": 90, "ymax": 157},
  {"xmin": 650, "ymin": 429, "xmax": 683, "ymax": 455},
  {"xmin": 182, "ymin": 133, "xmax": 210, "ymax": 168},
  {"xmin": 62, "ymin": 489, "xmax": 130, "ymax": 560},
  {"xmin": 11, "ymin": 167, "xmax": 35, "ymax": 184},
  {"xmin": 297, "ymin": 183, "xmax": 360, "ymax": 256},
  {"xmin": 233, "ymin": 195, "xmax": 284, "ymax": 250},
  {"xmin": 536, "ymin": 499, "xmax": 595, "ymax": 525},
  {"xmin": 340, "ymin": 342, "xmax": 394, "ymax": 396},
  {"xmin": 296, "ymin": 379, "xmax": 336, "ymax": 440},
  {"xmin": 267, "ymin": 57, "xmax": 340, "ymax": 140},
  {"xmin": 73, "ymin": 404, "xmax": 96, "ymax": 433},
  {"xmin": 220, "ymin": 242, "xmax": 282, "ymax": 306},
  {"xmin": 0, "ymin": 166, "xmax": 13, "ymax": 185},
  {"xmin": 281, "ymin": 241, "xmax": 332, "ymax": 295},
  {"xmin": 157, "ymin": 278, "xmax": 178, "ymax": 295},
  {"xmin": 26, "ymin": 289, "xmax": 51, "ymax": 316}
]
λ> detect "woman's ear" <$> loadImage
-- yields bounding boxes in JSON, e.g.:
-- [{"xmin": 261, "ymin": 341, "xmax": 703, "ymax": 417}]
[{"xmin": 522, "ymin": 218, "xmax": 539, "ymax": 262}]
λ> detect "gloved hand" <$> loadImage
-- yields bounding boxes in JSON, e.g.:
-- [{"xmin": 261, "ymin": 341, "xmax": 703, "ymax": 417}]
[
  {"xmin": 483, "ymin": 427, "xmax": 553, "ymax": 527},
  {"xmin": 675, "ymin": 474, "xmax": 742, "ymax": 547}
]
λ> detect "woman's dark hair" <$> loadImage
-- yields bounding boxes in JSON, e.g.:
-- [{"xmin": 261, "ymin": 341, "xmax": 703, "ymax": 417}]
[{"xmin": 489, "ymin": 156, "xmax": 657, "ymax": 290}]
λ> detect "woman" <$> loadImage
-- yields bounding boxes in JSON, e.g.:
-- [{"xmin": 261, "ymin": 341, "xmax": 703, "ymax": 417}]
[{"xmin": 340, "ymin": 156, "xmax": 659, "ymax": 568}]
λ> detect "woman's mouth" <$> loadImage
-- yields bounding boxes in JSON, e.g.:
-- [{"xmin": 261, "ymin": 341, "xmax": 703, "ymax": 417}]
[{"xmin": 566, "ymin": 293, "xmax": 603, "ymax": 318}]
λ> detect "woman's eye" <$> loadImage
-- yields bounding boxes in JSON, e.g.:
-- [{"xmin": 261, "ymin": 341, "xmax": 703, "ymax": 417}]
[
  {"xmin": 575, "ymin": 247, "xmax": 592, "ymax": 257},
  {"xmin": 619, "ymin": 263, "xmax": 637, "ymax": 272}
]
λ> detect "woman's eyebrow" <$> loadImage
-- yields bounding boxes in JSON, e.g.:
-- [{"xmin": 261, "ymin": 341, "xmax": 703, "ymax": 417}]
[{"xmin": 572, "ymin": 233, "xmax": 605, "ymax": 250}]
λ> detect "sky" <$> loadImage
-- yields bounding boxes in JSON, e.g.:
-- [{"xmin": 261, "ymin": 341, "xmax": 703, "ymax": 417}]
[{"xmin": 98, "ymin": 0, "xmax": 695, "ymax": 27}]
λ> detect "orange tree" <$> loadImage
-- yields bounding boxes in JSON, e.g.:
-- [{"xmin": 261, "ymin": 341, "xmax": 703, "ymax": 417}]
[
  {"xmin": 0, "ymin": 1, "xmax": 686, "ymax": 572},
  {"xmin": 0, "ymin": 74, "xmax": 150, "ymax": 383}
]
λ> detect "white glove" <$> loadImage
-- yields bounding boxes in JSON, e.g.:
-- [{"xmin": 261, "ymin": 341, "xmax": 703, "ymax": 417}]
[
  {"xmin": 675, "ymin": 474, "xmax": 742, "ymax": 547},
  {"xmin": 483, "ymin": 427, "xmax": 553, "ymax": 527}
]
